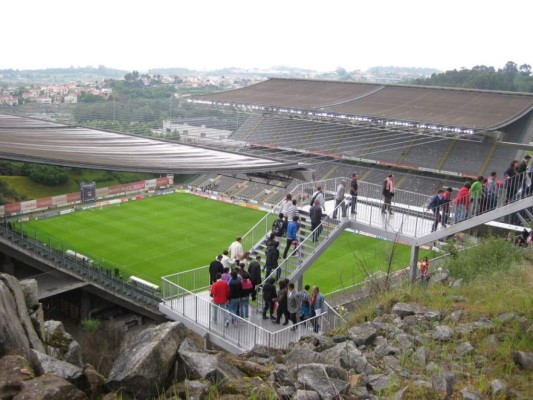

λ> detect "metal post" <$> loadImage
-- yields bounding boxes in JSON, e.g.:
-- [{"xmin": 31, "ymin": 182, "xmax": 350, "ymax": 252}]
[{"xmin": 409, "ymin": 245, "xmax": 420, "ymax": 285}]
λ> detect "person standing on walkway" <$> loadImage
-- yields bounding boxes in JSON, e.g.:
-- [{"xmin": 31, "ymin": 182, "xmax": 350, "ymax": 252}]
[
  {"xmin": 469, "ymin": 176, "xmax": 484, "ymax": 216},
  {"xmin": 441, "ymin": 187, "xmax": 453, "ymax": 227},
  {"xmin": 273, "ymin": 280, "xmax": 289, "ymax": 325},
  {"xmin": 280, "ymin": 194, "xmax": 292, "ymax": 218},
  {"xmin": 485, "ymin": 172, "xmax": 498, "ymax": 211},
  {"xmin": 311, "ymin": 285, "xmax": 325, "ymax": 333},
  {"xmin": 209, "ymin": 255, "xmax": 224, "ymax": 285},
  {"xmin": 332, "ymin": 179, "xmax": 347, "ymax": 219},
  {"xmin": 297, "ymin": 284, "xmax": 311, "ymax": 321},
  {"xmin": 287, "ymin": 282, "xmax": 299, "ymax": 330},
  {"xmin": 228, "ymin": 237, "xmax": 243, "ymax": 266},
  {"xmin": 210, "ymin": 273, "xmax": 229, "ymax": 326},
  {"xmin": 248, "ymin": 255, "xmax": 262, "ymax": 301},
  {"xmin": 265, "ymin": 241, "xmax": 280, "ymax": 280},
  {"xmin": 309, "ymin": 199, "xmax": 324, "ymax": 242},
  {"xmin": 427, "ymin": 189, "xmax": 445, "ymax": 232},
  {"xmin": 228, "ymin": 270, "xmax": 242, "ymax": 325},
  {"xmin": 239, "ymin": 272, "xmax": 253, "ymax": 319},
  {"xmin": 381, "ymin": 174, "xmax": 395, "ymax": 215},
  {"xmin": 453, "ymin": 182, "xmax": 471, "ymax": 223},
  {"xmin": 504, "ymin": 160, "xmax": 519, "ymax": 203},
  {"xmin": 350, "ymin": 173, "xmax": 358, "ymax": 215},
  {"xmin": 310, "ymin": 186, "xmax": 326, "ymax": 211},
  {"xmin": 283, "ymin": 216, "xmax": 300, "ymax": 259},
  {"xmin": 261, "ymin": 277, "xmax": 277, "ymax": 320}
]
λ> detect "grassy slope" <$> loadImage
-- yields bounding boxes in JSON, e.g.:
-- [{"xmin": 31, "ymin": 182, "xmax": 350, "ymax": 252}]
[{"xmin": 21, "ymin": 193, "xmax": 431, "ymax": 292}]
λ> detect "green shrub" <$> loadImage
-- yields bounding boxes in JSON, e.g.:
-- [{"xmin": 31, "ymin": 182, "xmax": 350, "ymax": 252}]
[
  {"xmin": 444, "ymin": 235, "xmax": 523, "ymax": 280},
  {"xmin": 81, "ymin": 319, "xmax": 101, "ymax": 334}
]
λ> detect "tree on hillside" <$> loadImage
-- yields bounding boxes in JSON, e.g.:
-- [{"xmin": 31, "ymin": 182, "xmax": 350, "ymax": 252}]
[{"xmin": 410, "ymin": 61, "xmax": 533, "ymax": 92}]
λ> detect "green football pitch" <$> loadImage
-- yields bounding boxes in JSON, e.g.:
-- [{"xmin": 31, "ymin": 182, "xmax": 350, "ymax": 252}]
[{"xmin": 20, "ymin": 192, "xmax": 431, "ymax": 293}]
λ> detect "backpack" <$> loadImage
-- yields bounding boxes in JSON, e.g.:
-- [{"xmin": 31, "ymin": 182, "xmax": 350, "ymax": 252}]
[
  {"xmin": 309, "ymin": 192, "xmax": 319, "ymax": 207},
  {"xmin": 272, "ymin": 219, "xmax": 284, "ymax": 235}
]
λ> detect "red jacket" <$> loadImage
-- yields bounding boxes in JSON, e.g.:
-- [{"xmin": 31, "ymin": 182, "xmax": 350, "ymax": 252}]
[
  {"xmin": 211, "ymin": 280, "xmax": 229, "ymax": 305},
  {"xmin": 453, "ymin": 187, "xmax": 470, "ymax": 207}
]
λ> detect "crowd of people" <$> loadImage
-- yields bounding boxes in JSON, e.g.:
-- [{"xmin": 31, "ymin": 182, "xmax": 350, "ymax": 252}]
[
  {"xmin": 422, "ymin": 155, "xmax": 532, "ymax": 231},
  {"xmin": 209, "ymin": 235, "xmax": 325, "ymax": 332}
]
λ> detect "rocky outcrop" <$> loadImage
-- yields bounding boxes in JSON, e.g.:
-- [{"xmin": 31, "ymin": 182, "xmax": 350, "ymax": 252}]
[
  {"xmin": 32, "ymin": 350, "xmax": 83, "ymax": 386},
  {"xmin": 43, "ymin": 320, "xmax": 83, "ymax": 368},
  {"xmin": 13, "ymin": 373, "xmax": 87, "ymax": 400},
  {"xmin": 0, "ymin": 274, "xmax": 45, "ymax": 362},
  {"xmin": 106, "ymin": 321, "xmax": 188, "ymax": 400}
]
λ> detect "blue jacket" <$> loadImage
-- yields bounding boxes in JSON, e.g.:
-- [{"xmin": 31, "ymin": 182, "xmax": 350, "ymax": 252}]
[{"xmin": 286, "ymin": 221, "xmax": 299, "ymax": 240}]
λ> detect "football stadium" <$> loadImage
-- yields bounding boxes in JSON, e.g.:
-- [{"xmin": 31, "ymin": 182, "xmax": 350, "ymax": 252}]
[{"xmin": 1, "ymin": 78, "xmax": 533, "ymax": 352}]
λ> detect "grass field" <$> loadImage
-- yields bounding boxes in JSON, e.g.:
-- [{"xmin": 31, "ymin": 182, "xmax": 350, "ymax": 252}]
[{"xmin": 20, "ymin": 192, "xmax": 431, "ymax": 293}]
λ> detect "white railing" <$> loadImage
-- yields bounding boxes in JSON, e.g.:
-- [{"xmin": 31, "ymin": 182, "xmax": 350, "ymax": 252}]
[{"xmin": 161, "ymin": 276, "xmax": 326, "ymax": 351}]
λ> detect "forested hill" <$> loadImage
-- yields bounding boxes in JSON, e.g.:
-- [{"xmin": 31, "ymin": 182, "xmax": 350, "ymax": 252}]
[{"xmin": 410, "ymin": 61, "xmax": 533, "ymax": 93}]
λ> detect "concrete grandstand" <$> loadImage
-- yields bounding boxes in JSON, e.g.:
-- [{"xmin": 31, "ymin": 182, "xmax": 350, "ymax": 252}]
[{"xmin": 187, "ymin": 78, "xmax": 533, "ymax": 205}]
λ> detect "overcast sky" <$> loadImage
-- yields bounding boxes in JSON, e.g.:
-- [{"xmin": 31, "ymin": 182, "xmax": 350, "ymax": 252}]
[{"xmin": 3, "ymin": 0, "xmax": 531, "ymax": 73}]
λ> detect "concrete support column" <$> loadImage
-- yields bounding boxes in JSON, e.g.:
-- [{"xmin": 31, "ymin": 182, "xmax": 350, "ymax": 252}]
[
  {"xmin": 1, "ymin": 255, "xmax": 15, "ymax": 275},
  {"xmin": 409, "ymin": 245, "xmax": 420, "ymax": 284},
  {"xmin": 80, "ymin": 290, "xmax": 91, "ymax": 320},
  {"xmin": 297, "ymin": 275, "xmax": 304, "ymax": 291}
]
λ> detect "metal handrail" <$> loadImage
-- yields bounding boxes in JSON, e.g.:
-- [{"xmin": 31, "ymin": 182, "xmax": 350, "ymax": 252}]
[{"xmin": 0, "ymin": 223, "xmax": 161, "ymax": 309}]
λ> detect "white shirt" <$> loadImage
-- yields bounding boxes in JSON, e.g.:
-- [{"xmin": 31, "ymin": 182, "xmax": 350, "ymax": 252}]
[
  {"xmin": 311, "ymin": 191, "xmax": 326, "ymax": 210},
  {"xmin": 228, "ymin": 240, "xmax": 243, "ymax": 261},
  {"xmin": 220, "ymin": 254, "xmax": 232, "ymax": 269}
]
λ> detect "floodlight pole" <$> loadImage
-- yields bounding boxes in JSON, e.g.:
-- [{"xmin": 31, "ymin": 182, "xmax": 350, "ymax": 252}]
[{"xmin": 409, "ymin": 244, "xmax": 419, "ymax": 285}]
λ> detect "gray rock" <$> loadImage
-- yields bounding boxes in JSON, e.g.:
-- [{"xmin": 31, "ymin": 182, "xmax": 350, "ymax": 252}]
[
  {"xmin": 294, "ymin": 363, "xmax": 348, "ymax": 400},
  {"xmin": 451, "ymin": 278, "xmax": 463, "ymax": 288},
  {"xmin": 43, "ymin": 320, "xmax": 65, "ymax": 343},
  {"xmin": 457, "ymin": 342, "xmax": 475, "ymax": 357},
  {"xmin": 432, "ymin": 371, "xmax": 454, "ymax": 397},
  {"xmin": 366, "ymin": 373, "xmax": 396, "ymax": 393},
  {"xmin": 14, "ymin": 373, "xmax": 87, "ymax": 400},
  {"xmin": 19, "ymin": 279, "xmax": 39, "ymax": 310},
  {"xmin": 424, "ymin": 311, "xmax": 441, "ymax": 321},
  {"xmin": 321, "ymin": 340, "xmax": 374, "ymax": 374},
  {"xmin": 391, "ymin": 302, "xmax": 429, "ymax": 318},
  {"xmin": 414, "ymin": 346, "xmax": 427, "ymax": 366},
  {"xmin": 32, "ymin": 350, "xmax": 83, "ymax": 385},
  {"xmin": 512, "ymin": 351, "xmax": 533, "ymax": 370},
  {"xmin": 445, "ymin": 310, "xmax": 463, "ymax": 323},
  {"xmin": 432, "ymin": 325, "xmax": 453, "ymax": 341},
  {"xmin": 382, "ymin": 355, "xmax": 401, "ymax": 373},
  {"xmin": 452, "ymin": 296, "xmax": 467, "ymax": 302},
  {"xmin": 273, "ymin": 365, "xmax": 294, "ymax": 387},
  {"xmin": 0, "ymin": 274, "xmax": 45, "ymax": 362},
  {"xmin": 497, "ymin": 312, "xmax": 515, "ymax": 323},
  {"xmin": 0, "ymin": 354, "xmax": 33, "ymax": 399},
  {"xmin": 460, "ymin": 386, "xmax": 483, "ymax": 400},
  {"xmin": 286, "ymin": 348, "xmax": 326, "ymax": 365},
  {"xmin": 292, "ymin": 389, "xmax": 320, "ymax": 400},
  {"xmin": 275, "ymin": 386, "xmax": 295, "ymax": 399},
  {"xmin": 431, "ymin": 271, "xmax": 449, "ymax": 283},
  {"xmin": 490, "ymin": 379, "xmax": 510, "ymax": 398},
  {"xmin": 348, "ymin": 323, "xmax": 377, "ymax": 346},
  {"xmin": 82, "ymin": 364, "xmax": 105, "ymax": 400},
  {"xmin": 63, "ymin": 340, "xmax": 83, "ymax": 368},
  {"xmin": 374, "ymin": 342, "xmax": 400, "ymax": 357},
  {"xmin": 107, "ymin": 321, "xmax": 188, "ymax": 400},
  {"xmin": 395, "ymin": 333, "xmax": 415, "ymax": 352},
  {"xmin": 29, "ymin": 304, "xmax": 45, "ymax": 343},
  {"xmin": 179, "ymin": 349, "xmax": 245, "ymax": 384},
  {"xmin": 177, "ymin": 380, "xmax": 209, "ymax": 400},
  {"xmin": 425, "ymin": 361, "xmax": 440, "ymax": 373}
]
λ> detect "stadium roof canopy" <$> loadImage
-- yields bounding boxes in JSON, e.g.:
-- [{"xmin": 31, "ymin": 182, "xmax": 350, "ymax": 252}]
[
  {"xmin": 0, "ymin": 114, "xmax": 300, "ymax": 174},
  {"xmin": 192, "ymin": 78, "xmax": 533, "ymax": 134}
]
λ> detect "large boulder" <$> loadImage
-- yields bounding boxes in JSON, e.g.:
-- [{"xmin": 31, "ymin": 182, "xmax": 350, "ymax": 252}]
[
  {"xmin": 293, "ymin": 363, "xmax": 349, "ymax": 400},
  {"xmin": 321, "ymin": 340, "xmax": 374, "ymax": 374},
  {"xmin": 391, "ymin": 302, "xmax": 431, "ymax": 318},
  {"xmin": 179, "ymin": 346, "xmax": 246, "ymax": 384},
  {"xmin": 32, "ymin": 350, "xmax": 83, "ymax": 386},
  {"xmin": 0, "ymin": 354, "xmax": 34, "ymax": 399},
  {"xmin": 0, "ymin": 274, "xmax": 45, "ymax": 361},
  {"xmin": 347, "ymin": 323, "xmax": 377, "ymax": 346},
  {"xmin": 13, "ymin": 373, "xmax": 87, "ymax": 400},
  {"xmin": 19, "ymin": 279, "xmax": 39, "ymax": 311},
  {"xmin": 106, "ymin": 321, "xmax": 188, "ymax": 400},
  {"xmin": 512, "ymin": 351, "xmax": 533, "ymax": 370}
]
